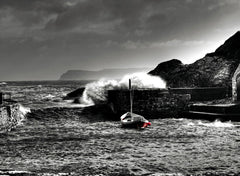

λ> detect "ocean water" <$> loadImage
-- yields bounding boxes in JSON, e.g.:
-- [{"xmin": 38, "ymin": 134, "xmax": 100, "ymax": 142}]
[{"xmin": 1, "ymin": 81, "xmax": 240, "ymax": 176}]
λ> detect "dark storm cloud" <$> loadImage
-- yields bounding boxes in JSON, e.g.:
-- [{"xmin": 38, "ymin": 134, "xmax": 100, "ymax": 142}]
[
  {"xmin": 1, "ymin": 0, "xmax": 239, "ymax": 40},
  {"xmin": 42, "ymin": 0, "xmax": 240, "ymax": 41},
  {"xmin": 0, "ymin": 0, "xmax": 240, "ymax": 80},
  {"xmin": 0, "ymin": 0, "xmax": 63, "ymax": 39},
  {"xmin": 0, "ymin": 0, "xmax": 66, "ymax": 13}
]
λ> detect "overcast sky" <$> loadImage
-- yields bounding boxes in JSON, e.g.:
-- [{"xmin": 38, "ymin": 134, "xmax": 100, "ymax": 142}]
[{"xmin": 0, "ymin": 0, "xmax": 240, "ymax": 80}]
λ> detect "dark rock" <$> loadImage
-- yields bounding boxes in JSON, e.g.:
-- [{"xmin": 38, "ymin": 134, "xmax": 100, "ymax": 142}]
[
  {"xmin": 63, "ymin": 87, "xmax": 85, "ymax": 100},
  {"xmin": 206, "ymin": 31, "xmax": 240, "ymax": 59},
  {"xmin": 148, "ymin": 59, "xmax": 184, "ymax": 81},
  {"xmin": 149, "ymin": 31, "xmax": 240, "ymax": 90}
]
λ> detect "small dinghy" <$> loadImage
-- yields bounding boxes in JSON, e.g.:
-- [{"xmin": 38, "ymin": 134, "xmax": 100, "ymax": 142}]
[
  {"xmin": 120, "ymin": 79, "xmax": 151, "ymax": 129},
  {"xmin": 120, "ymin": 112, "xmax": 151, "ymax": 128}
]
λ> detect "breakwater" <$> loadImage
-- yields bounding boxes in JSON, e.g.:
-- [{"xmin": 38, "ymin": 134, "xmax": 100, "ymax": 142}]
[
  {"xmin": 170, "ymin": 87, "xmax": 227, "ymax": 101},
  {"xmin": 108, "ymin": 89, "xmax": 190, "ymax": 118},
  {"xmin": 108, "ymin": 87, "xmax": 228, "ymax": 119}
]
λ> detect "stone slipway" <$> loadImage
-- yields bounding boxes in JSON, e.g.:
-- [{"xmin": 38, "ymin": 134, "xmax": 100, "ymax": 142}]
[{"xmin": 180, "ymin": 103, "xmax": 240, "ymax": 121}]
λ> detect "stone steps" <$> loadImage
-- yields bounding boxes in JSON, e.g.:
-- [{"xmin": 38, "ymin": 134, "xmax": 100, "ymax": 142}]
[
  {"xmin": 189, "ymin": 103, "xmax": 240, "ymax": 114},
  {"xmin": 182, "ymin": 111, "xmax": 240, "ymax": 121},
  {"xmin": 181, "ymin": 103, "xmax": 240, "ymax": 121}
]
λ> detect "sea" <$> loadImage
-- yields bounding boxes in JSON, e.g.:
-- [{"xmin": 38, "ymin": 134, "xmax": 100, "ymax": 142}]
[{"xmin": 0, "ymin": 80, "xmax": 240, "ymax": 176}]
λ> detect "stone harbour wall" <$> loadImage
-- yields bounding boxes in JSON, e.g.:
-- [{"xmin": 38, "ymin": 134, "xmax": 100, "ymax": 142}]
[
  {"xmin": 108, "ymin": 89, "xmax": 191, "ymax": 119},
  {"xmin": 169, "ymin": 87, "xmax": 227, "ymax": 101},
  {"xmin": 0, "ymin": 103, "xmax": 24, "ymax": 131}
]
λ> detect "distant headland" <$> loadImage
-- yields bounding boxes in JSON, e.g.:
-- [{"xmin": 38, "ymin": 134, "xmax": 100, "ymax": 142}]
[{"xmin": 59, "ymin": 68, "xmax": 150, "ymax": 80}]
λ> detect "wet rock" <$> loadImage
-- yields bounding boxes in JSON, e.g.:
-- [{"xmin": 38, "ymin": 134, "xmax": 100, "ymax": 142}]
[
  {"xmin": 149, "ymin": 31, "xmax": 240, "ymax": 90},
  {"xmin": 63, "ymin": 87, "xmax": 85, "ymax": 102},
  {"xmin": 148, "ymin": 59, "xmax": 184, "ymax": 82}
]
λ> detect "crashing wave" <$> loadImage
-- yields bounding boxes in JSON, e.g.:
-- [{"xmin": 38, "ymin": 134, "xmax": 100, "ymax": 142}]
[
  {"xmin": 19, "ymin": 104, "xmax": 31, "ymax": 117},
  {"xmin": 119, "ymin": 72, "xmax": 166, "ymax": 89},
  {"xmin": 0, "ymin": 82, "xmax": 7, "ymax": 86},
  {"xmin": 80, "ymin": 72, "xmax": 166, "ymax": 105}
]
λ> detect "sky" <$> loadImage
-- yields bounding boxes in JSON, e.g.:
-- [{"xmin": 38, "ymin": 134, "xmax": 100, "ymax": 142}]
[{"xmin": 0, "ymin": 0, "xmax": 240, "ymax": 81}]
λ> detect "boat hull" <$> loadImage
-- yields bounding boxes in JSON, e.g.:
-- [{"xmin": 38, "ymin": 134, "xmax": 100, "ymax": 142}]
[{"xmin": 120, "ymin": 112, "xmax": 151, "ymax": 128}]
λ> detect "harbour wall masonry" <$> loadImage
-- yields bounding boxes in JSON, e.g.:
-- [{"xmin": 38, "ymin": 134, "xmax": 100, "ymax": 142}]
[
  {"xmin": 107, "ymin": 87, "xmax": 227, "ymax": 119},
  {"xmin": 170, "ymin": 87, "xmax": 227, "ymax": 101}
]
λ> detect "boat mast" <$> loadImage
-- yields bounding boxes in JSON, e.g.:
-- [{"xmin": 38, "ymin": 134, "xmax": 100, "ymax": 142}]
[{"xmin": 129, "ymin": 79, "xmax": 133, "ymax": 115}]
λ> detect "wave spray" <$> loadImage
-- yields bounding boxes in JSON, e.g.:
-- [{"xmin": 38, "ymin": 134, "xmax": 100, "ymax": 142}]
[{"xmin": 80, "ymin": 72, "xmax": 166, "ymax": 105}]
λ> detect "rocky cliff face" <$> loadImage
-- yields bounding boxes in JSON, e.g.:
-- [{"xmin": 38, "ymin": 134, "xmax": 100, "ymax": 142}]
[{"xmin": 149, "ymin": 31, "xmax": 240, "ymax": 88}]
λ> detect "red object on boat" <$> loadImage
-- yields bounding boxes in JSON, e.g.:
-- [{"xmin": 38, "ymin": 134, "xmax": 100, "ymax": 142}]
[
  {"xmin": 120, "ymin": 112, "xmax": 151, "ymax": 129},
  {"xmin": 141, "ymin": 122, "xmax": 151, "ymax": 128}
]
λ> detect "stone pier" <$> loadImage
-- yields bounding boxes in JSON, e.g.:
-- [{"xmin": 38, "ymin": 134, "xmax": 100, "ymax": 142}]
[
  {"xmin": 108, "ymin": 89, "xmax": 190, "ymax": 119},
  {"xmin": 107, "ymin": 87, "xmax": 228, "ymax": 119}
]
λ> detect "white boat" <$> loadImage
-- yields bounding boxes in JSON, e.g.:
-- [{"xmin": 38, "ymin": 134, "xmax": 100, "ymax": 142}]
[
  {"xmin": 120, "ymin": 79, "xmax": 151, "ymax": 129},
  {"xmin": 120, "ymin": 112, "xmax": 151, "ymax": 128}
]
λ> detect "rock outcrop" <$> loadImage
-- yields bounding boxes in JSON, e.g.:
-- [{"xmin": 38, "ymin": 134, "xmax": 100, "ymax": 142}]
[
  {"xmin": 63, "ymin": 87, "xmax": 85, "ymax": 100},
  {"xmin": 63, "ymin": 87, "xmax": 85, "ymax": 103},
  {"xmin": 149, "ymin": 31, "xmax": 240, "ymax": 89}
]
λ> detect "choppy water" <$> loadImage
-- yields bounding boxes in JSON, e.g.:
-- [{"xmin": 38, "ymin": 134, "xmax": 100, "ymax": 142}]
[
  {"xmin": 0, "ymin": 80, "xmax": 91, "ymax": 109},
  {"xmin": 1, "ymin": 81, "xmax": 240, "ymax": 176}
]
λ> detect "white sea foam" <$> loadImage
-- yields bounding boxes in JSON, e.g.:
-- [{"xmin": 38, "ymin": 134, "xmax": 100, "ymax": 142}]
[
  {"xmin": 44, "ymin": 94, "xmax": 55, "ymax": 99},
  {"xmin": 80, "ymin": 79, "xmax": 119, "ymax": 105},
  {"xmin": 80, "ymin": 72, "xmax": 166, "ymax": 105},
  {"xmin": 11, "ymin": 105, "xmax": 31, "ymax": 127},
  {"xmin": 19, "ymin": 104, "xmax": 31, "ymax": 115},
  {"xmin": 0, "ymin": 82, "xmax": 7, "ymax": 85},
  {"xmin": 186, "ymin": 122, "xmax": 195, "ymax": 126},
  {"xmin": 119, "ymin": 72, "xmax": 166, "ymax": 89},
  {"xmin": 80, "ymin": 89, "xmax": 95, "ymax": 105},
  {"xmin": 198, "ymin": 120, "xmax": 234, "ymax": 128}
]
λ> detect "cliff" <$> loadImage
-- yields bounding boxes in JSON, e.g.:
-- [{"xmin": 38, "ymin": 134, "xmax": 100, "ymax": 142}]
[
  {"xmin": 149, "ymin": 31, "xmax": 240, "ymax": 89},
  {"xmin": 60, "ymin": 68, "xmax": 150, "ymax": 80}
]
